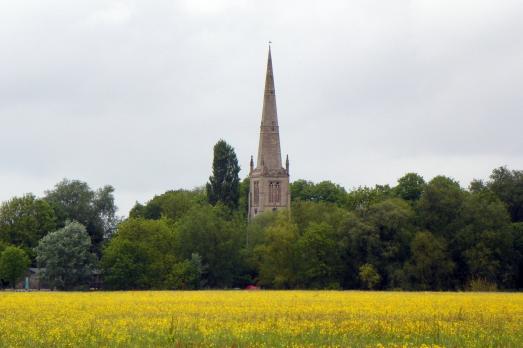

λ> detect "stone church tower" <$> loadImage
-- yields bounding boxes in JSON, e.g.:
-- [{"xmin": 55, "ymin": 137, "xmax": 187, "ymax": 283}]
[{"xmin": 248, "ymin": 47, "xmax": 290, "ymax": 220}]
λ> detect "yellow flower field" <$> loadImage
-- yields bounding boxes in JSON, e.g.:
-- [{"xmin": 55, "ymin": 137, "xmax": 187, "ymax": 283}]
[{"xmin": 0, "ymin": 291, "xmax": 522, "ymax": 347}]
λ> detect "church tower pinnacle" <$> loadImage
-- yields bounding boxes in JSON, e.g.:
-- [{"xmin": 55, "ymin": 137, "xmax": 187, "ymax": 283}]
[{"xmin": 248, "ymin": 46, "xmax": 291, "ymax": 220}]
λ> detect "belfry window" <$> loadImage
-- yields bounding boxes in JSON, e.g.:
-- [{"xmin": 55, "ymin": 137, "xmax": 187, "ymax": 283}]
[{"xmin": 268, "ymin": 181, "xmax": 281, "ymax": 204}]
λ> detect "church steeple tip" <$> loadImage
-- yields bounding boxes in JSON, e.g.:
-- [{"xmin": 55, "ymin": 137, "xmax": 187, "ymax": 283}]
[{"xmin": 256, "ymin": 45, "xmax": 282, "ymax": 170}]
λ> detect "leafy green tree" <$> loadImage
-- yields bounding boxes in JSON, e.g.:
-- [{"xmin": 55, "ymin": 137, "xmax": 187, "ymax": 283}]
[
  {"xmin": 340, "ymin": 198, "xmax": 414, "ymax": 289},
  {"xmin": 291, "ymin": 200, "xmax": 349, "ymax": 233},
  {"xmin": 486, "ymin": 167, "xmax": 523, "ymax": 222},
  {"xmin": 0, "ymin": 194, "xmax": 56, "ymax": 254},
  {"xmin": 469, "ymin": 179, "xmax": 487, "ymax": 193},
  {"xmin": 175, "ymin": 204, "xmax": 244, "ymax": 288},
  {"xmin": 296, "ymin": 222, "xmax": 342, "ymax": 288},
  {"xmin": 404, "ymin": 231, "xmax": 455, "ymax": 290},
  {"xmin": 365, "ymin": 198, "xmax": 415, "ymax": 287},
  {"xmin": 254, "ymin": 213, "xmax": 299, "ymax": 289},
  {"xmin": 417, "ymin": 176, "xmax": 465, "ymax": 238},
  {"xmin": 44, "ymin": 179, "xmax": 118, "ymax": 256},
  {"xmin": 206, "ymin": 140, "xmax": 241, "ymax": 210},
  {"xmin": 394, "ymin": 173, "xmax": 425, "ymax": 201},
  {"xmin": 512, "ymin": 222, "xmax": 523, "ymax": 288},
  {"xmin": 101, "ymin": 218, "xmax": 177, "ymax": 289},
  {"xmin": 0, "ymin": 241, "xmax": 7, "ymax": 253},
  {"xmin": 0, "ymin": 246, "xmax": 30, "ymax": 288},
  {"xmin": 358, "ymin": 263, "xmax": 381, "ymax": 290},
  {"xmin": 35, "ymin": 221, "xmax": 96, "ymax": 290},
  {"xmin": 100, "ymin": 239, "xmax": 151, "ymax": 290},
  {"xmin": 239, "ymin": 178, "xmax": 250, "ymax": 218},
  {"xmin": 165, "ymin": 253, "xmax": 204, "ymax": 290},
  {"xmin": 455, "ymin": 190, "xmax": 513, "ymax": 287},
  {"xmin": 130, "ymin": 189, "xmax": 207, "ymax": 222},
  {"xmin": 345, "ymin": 185, "xmax": 393, "ymax": 211},
  {"xmin": 291, "ymin": 180, "xmax": 347, "ymax": 205}
]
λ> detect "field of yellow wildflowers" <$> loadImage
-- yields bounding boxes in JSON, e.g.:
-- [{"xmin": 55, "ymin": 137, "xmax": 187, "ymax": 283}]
[{"xmin": 0, "ymin": 291, "xmax": 521, "ymax": 347}]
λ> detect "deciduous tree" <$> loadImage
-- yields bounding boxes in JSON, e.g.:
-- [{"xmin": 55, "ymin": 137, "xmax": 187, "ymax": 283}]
[
  {"xmin": 0, "ymin": 246, "xmax": 30, "ymax": 288},
  {"xmin": 44, "ymin": 179, "xmax": 118, "ymax": 256},
  {"xmin": 0, "ymin": 194, "xmax": 56, "ymax": 253},
  {"xmin": 35, "ymin": 221, "xmax": 96, "ymax": 290}
]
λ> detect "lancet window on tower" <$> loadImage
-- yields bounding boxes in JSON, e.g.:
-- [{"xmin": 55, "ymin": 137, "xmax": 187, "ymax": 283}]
[{"xmin": 253, "ymin": 181, "xmax": 259, "ymax": 205}]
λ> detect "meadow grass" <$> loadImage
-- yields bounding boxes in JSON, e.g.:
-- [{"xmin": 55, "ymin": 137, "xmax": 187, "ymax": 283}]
[{"xmin": 0, "ymin": 291, "xmax": 521, "ymax": 347}]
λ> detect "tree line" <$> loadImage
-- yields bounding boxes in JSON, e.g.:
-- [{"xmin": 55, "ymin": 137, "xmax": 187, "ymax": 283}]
[{"xmin": 0, "ymin": 140, "xmax": 522, "ymax": 290}]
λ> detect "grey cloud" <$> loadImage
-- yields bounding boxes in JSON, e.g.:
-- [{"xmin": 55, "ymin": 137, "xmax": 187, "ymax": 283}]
[{"xmin": 1, "ymin": 0, "xmax": 522, "ymax": 214}]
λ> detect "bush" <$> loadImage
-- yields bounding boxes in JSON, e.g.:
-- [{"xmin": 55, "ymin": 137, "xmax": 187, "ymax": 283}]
[
  {"xmin": 359, "ymin": 264, "xmax": 381, "ymax": 290},
  {"xmin": 466, "ymin": 278, "xmax": 498, "ymax": 292}
]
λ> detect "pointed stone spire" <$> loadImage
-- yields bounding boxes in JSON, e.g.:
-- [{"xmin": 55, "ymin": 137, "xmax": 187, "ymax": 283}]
[{"xmin": 256, "ymin": 45, "xmax": 283, "ymax": 171}]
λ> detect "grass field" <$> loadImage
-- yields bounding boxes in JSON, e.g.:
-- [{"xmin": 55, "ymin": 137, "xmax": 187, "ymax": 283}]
[{"xmin": 0, "ymin": 291, "xmax": 522, "ymax": 347}]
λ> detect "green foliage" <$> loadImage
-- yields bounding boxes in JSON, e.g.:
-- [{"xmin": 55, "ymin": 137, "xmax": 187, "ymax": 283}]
[
  {"xmin": 291, "ymin": 200, "xmax": 349, "ymax": 232},
  {"xmin": 44, "ymin": 179, "xmax": 118, "ymax": 256},
  {"xmin": 511, "ymin": 222, "xmax": 523, "ymax": 288},
  {"xmin": 455, "ymin": 190, "xmax": 513, "ymax": 286},
  {"xmin": 394, "ymin": 173, "xmax": 425, "ymax": 201},
  {"xmin": 254, "ymin": 213, "xmax": 299, "ymax": 288},
  {"xmin": 404, "ymin": 231, "xmax": 455, "ymax": 290},
  {"xmin": 130, "ymin": 189, "xmax": 207, "ymax": 222},
  {"xmin": 175, "ymin": 204, "xmax": 245, "ymax": 288},
  {"xmin": 365, "ymin": 198, "xmax": 415, "ymax": 287},
  {"xmin": 238, "ymin": 178, "xmax": 250, "ymax": 218},
  {"xmin": 165, "ymin": 253, "xmax": 204, "ymax": 290},
  {"xmin": 486, "ymin": 166, "xmax": 523, "ymax": 222},
  {"xmin": 296, "ymin": 222, "xmax": 343, "ymax": 289},
  {"xmin": 0, "ymin": 194, "xmax": 56, "ymax": 256},
  {"xmin": 0, "ymin": 246, "xmax": 30, "ymax": 288},
  {"xmin": 206, "ymin": 140, "xmax": 241, "ymax": 210},
  {"xmin": 35, "ymin": 221, "xmax": 96, "ymax": 290},
  {"xmin": 466, "ymin": 278, "xmax": 498, "ymax": 292},
  {"xmin": 417, "ymin": 176, "xmax": 465, "ymax": 238},
  {"xmin": 0, "ymin": 240, "xmax": 7, "ymax": 253},
  {"xmin": 291, "ymin": 180, "xmax": 347, "ymax": 205},
  {"xmin": 1, "ymin": 165, "xmax": 521, "ymax": 291},
  {"xmin": 101, "ymin": 218, "xmax": 177, "ymax": 290},
  {"xmin": 345, "ymin": 185, "xmax": 393, "ymax": 211},
  {"xmin": 358, "ymin": 263, "xmax": 381, "ymax": 290}
]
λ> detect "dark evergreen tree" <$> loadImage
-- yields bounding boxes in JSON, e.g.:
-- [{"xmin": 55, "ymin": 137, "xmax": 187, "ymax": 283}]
[{"xmin": 206, "ymin": 140, "xmax": 241, "ymax": 210}]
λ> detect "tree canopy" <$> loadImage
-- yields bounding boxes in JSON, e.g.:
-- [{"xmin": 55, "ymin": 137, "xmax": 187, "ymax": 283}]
[{"xmin": 44, "ymin": 179, "xmax": 118, "ymax": 256}]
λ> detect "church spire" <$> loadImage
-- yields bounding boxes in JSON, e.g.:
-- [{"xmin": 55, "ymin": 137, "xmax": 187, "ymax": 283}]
[
  {"xmin": 248, "ymin": 45, "xmax": 291, "ymax": 221},
  {"xmin": 256, "ymin": 45, "xmax": 283, "ymax": 170}
]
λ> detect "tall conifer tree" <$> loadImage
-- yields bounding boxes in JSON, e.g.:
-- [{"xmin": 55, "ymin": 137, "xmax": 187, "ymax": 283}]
[{"xmin": 206, "ymin": 140, "xmax": 241, "ymax": 209}]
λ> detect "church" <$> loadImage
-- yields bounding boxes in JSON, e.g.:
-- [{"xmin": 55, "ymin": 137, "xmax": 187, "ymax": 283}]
[{"xmin": 248, "ymin": 47, "xmax": 290, "ymax": 220}]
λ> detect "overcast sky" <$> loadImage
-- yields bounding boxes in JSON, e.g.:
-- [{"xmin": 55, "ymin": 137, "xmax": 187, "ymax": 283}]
[{"xmin": 1, "ymin": 0, "xmax": 522, "ymax": 215}]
